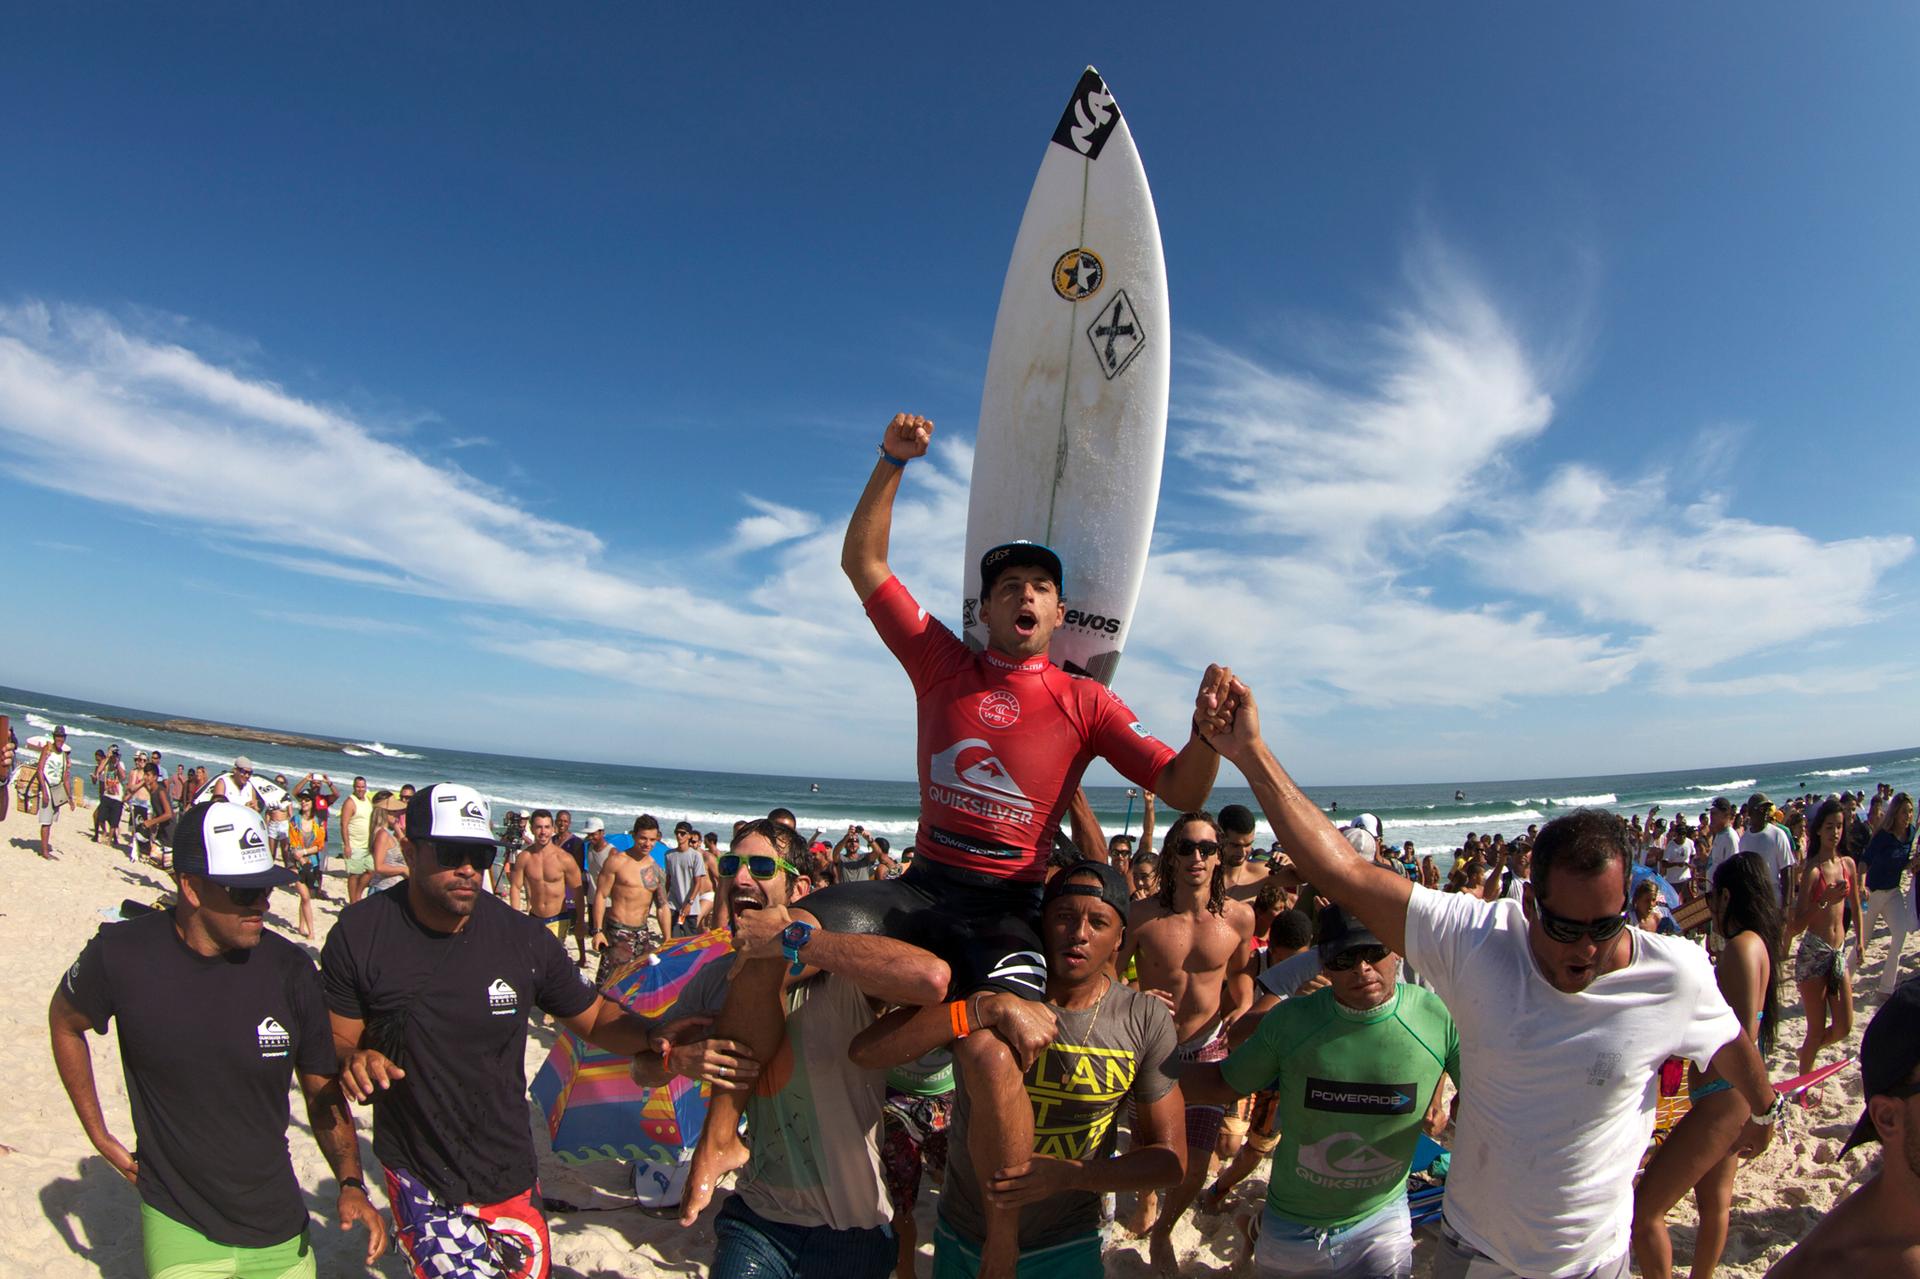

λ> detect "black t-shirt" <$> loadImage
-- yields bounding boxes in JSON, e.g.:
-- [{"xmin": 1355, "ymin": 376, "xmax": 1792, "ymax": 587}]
[
  {"xmin": 61, "ymin": 911, "xmax": 334, "ymax": 1247},
  {"xmin": 320, "ymin": 886, "xmax": 597, "ymax": 1204}
]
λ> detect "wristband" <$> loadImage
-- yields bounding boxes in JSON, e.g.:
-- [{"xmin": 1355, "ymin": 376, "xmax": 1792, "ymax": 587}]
[
  {"xmin": 878, "ymin": 445, "xmax": 908, "ymax": 468},
  {"xmin": 1754, "ymin": 1091, "xmax": 1788, "ymax": 1127},
  {"xmin": 338, "ymin": 1175, "xmax": 366, "ymax": 1193},
  {"xmin": 950, "ymin": 999, "xmax": 971, "ymax": 1039}
]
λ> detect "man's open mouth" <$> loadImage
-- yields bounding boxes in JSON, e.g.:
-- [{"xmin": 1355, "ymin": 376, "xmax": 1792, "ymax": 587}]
[
  {"xmin": 730, "ymin": 891, "xmax": 763, "ymax": 913},
  {"xmin": 1014, "ymin": 608, "xmax": 1038, "ymax": 638}
]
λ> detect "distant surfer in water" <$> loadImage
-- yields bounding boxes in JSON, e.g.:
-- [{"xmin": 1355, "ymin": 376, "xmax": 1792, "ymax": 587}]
[{"xmin": 683, "ymin": 414, "xmax": 1232, "ymax": 1278}]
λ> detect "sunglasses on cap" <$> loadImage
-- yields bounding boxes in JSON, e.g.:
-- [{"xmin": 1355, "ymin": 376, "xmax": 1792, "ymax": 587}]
[
  {"xmin": 718, "ymin": 852, "xmax": 800, "ymax": 880},
  {"xmin": 1535, "ymin": 901, "xmax": 1631, "ymax": 945},
  {"xmin": 1325, "ymin": 944, "xmax": 1390, "ymax": 972},
  {"xmin": 1169, "ymin": 839, "xmax": 1220, "ymax": 860},
  {"xmin": 429, "ymin": 842, "xmax": 495, "ymax": 872}
]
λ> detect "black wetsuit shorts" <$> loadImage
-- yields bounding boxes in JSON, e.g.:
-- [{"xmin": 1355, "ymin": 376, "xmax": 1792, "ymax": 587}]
[{"xmin": 801, "ymin": 858, "xmax": 1047, "ymax": 1000}]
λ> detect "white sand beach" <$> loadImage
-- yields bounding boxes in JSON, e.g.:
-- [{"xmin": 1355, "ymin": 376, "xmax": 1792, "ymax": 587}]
[{"xmin": 0, "ymin": 795, "xmax": 1889, "ymax": 1276}]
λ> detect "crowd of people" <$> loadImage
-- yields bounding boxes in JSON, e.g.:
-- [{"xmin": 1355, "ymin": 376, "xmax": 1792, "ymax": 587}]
[{"xmin": 30, "ymin": 414, "xmax": 1920, "ymax": 1279}]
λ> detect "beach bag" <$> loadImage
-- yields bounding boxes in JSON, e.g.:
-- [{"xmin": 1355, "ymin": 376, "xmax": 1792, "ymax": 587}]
[{"xmin": 13, "ymin": 767, "xmax": 39, "ymax": 816}]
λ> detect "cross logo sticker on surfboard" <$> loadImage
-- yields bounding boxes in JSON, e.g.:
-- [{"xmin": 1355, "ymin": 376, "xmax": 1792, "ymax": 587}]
[{"xmin": 1087, "ymin": 290, "xmax": 1146, "ymax": 379}]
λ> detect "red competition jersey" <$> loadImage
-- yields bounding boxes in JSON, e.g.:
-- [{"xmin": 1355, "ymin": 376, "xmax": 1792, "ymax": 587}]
[{"xmin": 866, "ymin": 576, "xmax": 1177, "ymax": 883}]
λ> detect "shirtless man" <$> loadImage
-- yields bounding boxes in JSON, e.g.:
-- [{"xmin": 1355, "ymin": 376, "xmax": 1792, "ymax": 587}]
[
  {"xmin": 511, "ymin": 809, "xmax": 586, "ymax": 948},
  {"xmin": 1119, "ymin": 809, "xmax": 1256, "ymax": 1272},
  {"xmin": 1218, "ymin": 803, "xmax": 1269, "ymax": 905},
  {"xmin": 591, "ymin": 832, "xmax": 673, "ymax": 987}
]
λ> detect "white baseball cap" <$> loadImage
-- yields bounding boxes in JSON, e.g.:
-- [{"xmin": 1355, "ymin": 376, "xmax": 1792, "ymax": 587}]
[
  {"xmin": 1346, "ymin": 812, "xmax": 1383, "ymax": 840},
  {"xmin": 405, "ymin": 783, "xmax": 503, "ymax": 847},
  {"xmin": 173, "ymin": 801, "xmax": 296, "ymax": 888},
  {"xmin": 582, "ymin": 817, "xmax": 605, "ymax": 834}
]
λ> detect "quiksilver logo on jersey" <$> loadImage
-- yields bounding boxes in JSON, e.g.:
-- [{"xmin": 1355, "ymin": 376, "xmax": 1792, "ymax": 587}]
[
  {"xmin": 487, "ymin": 978, "xmax": 517, "ymax": 1015},
  {"xmin": 929, "ymin": 739, "xmax": 1035, "ymax": 826},
  {"xmin": 257, "ymin": 1016, "xmax": 291, "ymax": 1058},
  {"xmin": 1295, "ymin": 1131, "xmax": 1402, "ymax": 1189},
  {"xmin": 1051, "ymin": 68, "xmax": 1120, "ymax": 160}
]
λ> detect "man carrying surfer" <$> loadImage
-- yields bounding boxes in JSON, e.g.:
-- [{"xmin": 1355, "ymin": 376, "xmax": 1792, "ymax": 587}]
[{"xmin": 685, "ymin": 414, "xmax": 1232, "ymax": 1279}]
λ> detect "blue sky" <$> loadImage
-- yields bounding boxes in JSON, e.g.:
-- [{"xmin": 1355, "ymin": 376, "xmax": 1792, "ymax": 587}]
[{"xmin": 2, "ymin": 5, "xmax": 1915, "ymax": 785}]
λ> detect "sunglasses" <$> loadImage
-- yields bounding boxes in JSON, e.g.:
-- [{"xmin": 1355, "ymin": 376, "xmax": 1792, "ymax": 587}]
[
  {"xmin": 1326, "ymin": 944, "xmax": 1391, "ymax": 972},
  {"xmin": 1535, "ymin": 902, "xmax": 1631, "ymax": 945},
  {"xmin": 1170, "ymin": 839, "xmax": 1220, "ymax": 860},
  {"xmin": 718, "ymin": 852, "xmax": 799, "ymax": 880},
  {"xmin": 204, "ymin": 879, "xmax": 270, "ymax": 909},
  {"xmin": 430, "ymin": 842, "xmax": 495, "ymax": 872}
]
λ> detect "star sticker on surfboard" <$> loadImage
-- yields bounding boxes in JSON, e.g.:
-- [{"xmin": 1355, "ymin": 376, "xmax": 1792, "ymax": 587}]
[{"xmin": 1086, "ymin": 290, "xmax": 1146, "ymax": 379}]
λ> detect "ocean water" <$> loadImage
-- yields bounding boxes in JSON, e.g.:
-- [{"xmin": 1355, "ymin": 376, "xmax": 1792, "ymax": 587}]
[{"xmin": 6, "ymin": 684, "xmax": 1916, "ymax": 859}]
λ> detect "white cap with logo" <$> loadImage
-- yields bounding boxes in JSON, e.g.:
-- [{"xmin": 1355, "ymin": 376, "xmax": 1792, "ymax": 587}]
[
  {"xmin": 405, "ymin": 783, "xmax": 504, "ymax": 847},
  {"xmin": 173, "ymin": 801, "xmax": 297, "ymax": 887}
]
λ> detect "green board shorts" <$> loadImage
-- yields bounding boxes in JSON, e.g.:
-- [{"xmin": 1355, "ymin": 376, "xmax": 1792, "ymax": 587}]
[
  {"xmin": 343, "ymin": 852, "xmax": 373, "ymax": 874},
  {"xmin": 141, "ymin": 1202, "xmax": 315, "ymax": 1279},
  {"xmin": 931, "ymin": 1218, "xmax": 1101, "ymax": 1279}
]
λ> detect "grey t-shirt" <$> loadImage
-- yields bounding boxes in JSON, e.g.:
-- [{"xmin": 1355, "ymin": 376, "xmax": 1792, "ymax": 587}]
[
  {"xmin": 940, "ymin": 980, "xmax": 1179, "ymax": 1250},
  {"xmin": 664, "ymin": 849, "xmax": 704, "ymax": 915},
  {"xmin": 674, "ymin": 964, "xmax": 890, "ymax": 1231},
  {"xmin": 837, "ymin": 850, "xmax": 878, "ymax": 883}
]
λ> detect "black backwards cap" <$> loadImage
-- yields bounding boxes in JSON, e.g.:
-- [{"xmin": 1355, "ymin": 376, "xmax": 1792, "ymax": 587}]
[
  {"xmin": 1041, "ymin": 858, "xmax": 1131, "ymax": 932},
  {"xmin": 979, "ymin": 540, "xmax": 1064, "ymax": 598},
  {"xmin": 1316, "ymin": 903, "xmax": 1384, "ymax": 964},
  {"xmin": 1844, "ymin": 981, "xmax": 1920, "ymax": 1151}
]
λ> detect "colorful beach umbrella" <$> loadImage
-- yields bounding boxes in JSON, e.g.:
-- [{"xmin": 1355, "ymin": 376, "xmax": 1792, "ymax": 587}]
[
  {"xmin": 529, "ymin": 929, "xmax": 733, "ymax": 1164},
  {"xmin": 1630, "ymin": 863, "xmax": 1682, "ymax": 911}
]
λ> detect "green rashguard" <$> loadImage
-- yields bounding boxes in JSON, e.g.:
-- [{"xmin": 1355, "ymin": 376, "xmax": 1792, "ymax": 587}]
[{"xmin": 1219, "ymin": 983, "xmax": 1460, "ymax": 1229}]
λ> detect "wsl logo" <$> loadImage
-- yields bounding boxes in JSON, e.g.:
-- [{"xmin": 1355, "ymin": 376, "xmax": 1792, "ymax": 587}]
[{"xmin": 1051, "ymin": 68, "xmax": 1121, "ymax": 161}]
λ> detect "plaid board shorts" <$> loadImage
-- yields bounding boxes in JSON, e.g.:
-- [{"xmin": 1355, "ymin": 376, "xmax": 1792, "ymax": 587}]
[{"xmin": 384, "ymin": 1165, "xmax": 550, "ymax": 1279}]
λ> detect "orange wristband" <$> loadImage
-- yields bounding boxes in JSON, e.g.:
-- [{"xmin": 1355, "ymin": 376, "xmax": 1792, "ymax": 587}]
[{"xmin": 950, "ymin": 999, "xmax": 971, "ymax": 1040}]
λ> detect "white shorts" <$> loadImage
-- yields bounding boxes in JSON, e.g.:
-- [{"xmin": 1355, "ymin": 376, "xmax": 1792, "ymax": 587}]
[
  {"xmin": 39, "ymin": 796, "xmax": 66, "ymax": 828},
  {"xmin": 1255, "ymin": 1196, "xmax": 1412, "ymax": 1279}
]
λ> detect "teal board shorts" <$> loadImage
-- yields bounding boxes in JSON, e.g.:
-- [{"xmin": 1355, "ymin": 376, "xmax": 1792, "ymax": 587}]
[
  {"xmin": 141, "ymin": 1203, "xmax": 315, "ymax": 1279},
  {"xmin": 931, "ymin": 1218, "xmax": 1101, "ymax": 1279}
]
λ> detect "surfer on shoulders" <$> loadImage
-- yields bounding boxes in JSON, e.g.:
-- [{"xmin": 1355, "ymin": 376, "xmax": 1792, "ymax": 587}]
[{"xmin": 681, "ymin": 413, "xmax": 1233, "ymax": 1278}]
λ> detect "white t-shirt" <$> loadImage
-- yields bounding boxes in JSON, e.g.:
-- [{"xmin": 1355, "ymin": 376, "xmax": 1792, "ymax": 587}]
[
  {"xmin": 1661, "ymin": 838, "xmax": 1693, "ymax": 886},
  {"xmin": 1403, "ymin": 886, "xmax": 1740, "ymax": 1277},
  {"xmin": 1708, "ymin": 827, "xmax": 1740, "ymax": 871},
  {"xmin": 1736, "ymin": 825, "xmax": 1794, "ymax": 881}
]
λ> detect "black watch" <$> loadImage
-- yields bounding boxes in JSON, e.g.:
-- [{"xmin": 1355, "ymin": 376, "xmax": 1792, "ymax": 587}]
[{"xmin": 339, "ymin": 1175, "xmax": 367, "ymax": 1193}]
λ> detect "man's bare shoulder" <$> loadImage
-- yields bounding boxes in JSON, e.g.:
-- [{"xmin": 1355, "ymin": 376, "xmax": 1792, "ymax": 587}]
[
  {"xmin": 1223, "ymin": 898, "xmax": 1257, "ymax": 936},
  {"xmin": 1129, "ymin": 897, "xmax": 1173, "ymax": 927},
  {"xmin": 1769, "ymin": 1179, "xmax": 1920, "ymax": 1278}
]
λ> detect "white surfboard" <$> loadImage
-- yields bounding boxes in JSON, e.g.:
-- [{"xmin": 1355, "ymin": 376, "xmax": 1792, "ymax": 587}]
[{"xmin": 962, "ymin": 67, "xmax": 1169, "ymax": 686}]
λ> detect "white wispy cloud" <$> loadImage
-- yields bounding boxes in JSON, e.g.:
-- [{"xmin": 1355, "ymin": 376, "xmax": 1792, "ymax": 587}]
[
  {"xmin": 1458, "ymin": 465, "xmax": 1913, "ymax": 678},
  {"xmin": 257, "ymin": 610, "xmax": 428, "ymax": 637},
  {"xmin": 723, "ymin": 496, "xmax": 823, "ymax": 555},
  {"xmin": 1176, "ymin": 239, "xmax": 1556, "ymax": 562}
]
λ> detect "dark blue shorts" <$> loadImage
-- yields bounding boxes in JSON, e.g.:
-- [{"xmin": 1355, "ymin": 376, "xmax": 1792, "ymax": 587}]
[{"xmin": 712, "ymin": 1195, "xmax": 894, "ymax": 1279}]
